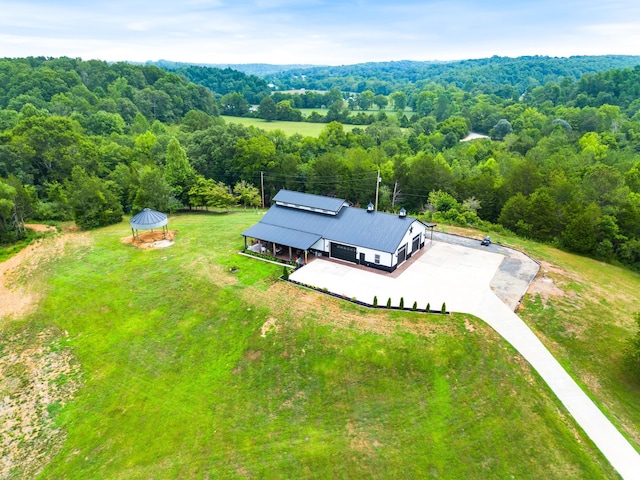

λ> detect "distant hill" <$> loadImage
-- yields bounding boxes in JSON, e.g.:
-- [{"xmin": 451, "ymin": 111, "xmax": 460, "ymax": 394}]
[
  {"xmin": 145, "ymin": 60, "xmax": 319, "ymax": 77},
  {"xmin": 266, "ymin": 55, "xmax": 640, "ymax": 95}
]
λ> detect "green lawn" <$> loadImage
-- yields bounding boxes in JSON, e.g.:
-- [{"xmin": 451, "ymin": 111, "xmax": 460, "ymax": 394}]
[
  {"xmin": 222, "ymin": 116, "xmax": 358, "ymax": 136},
  {"xmin": 2, "ymin": 213, "xmax": 631, "ymax": 478}
]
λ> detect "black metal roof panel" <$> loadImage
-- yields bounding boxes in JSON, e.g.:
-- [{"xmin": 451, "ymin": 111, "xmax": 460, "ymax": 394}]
[
  {"xmin": 242, "ymin": 222, "xmax": 322, "ymax": 251},
  {"xmin": 257, "ymin": 203, "xmax": 418, "ymax": 254},
  {"xmin": 272, "ymin": 190, "xmax": 347, "ymax": 215}
]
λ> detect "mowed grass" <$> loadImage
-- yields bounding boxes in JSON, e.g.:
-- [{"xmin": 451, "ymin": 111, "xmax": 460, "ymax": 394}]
[
  {"xmin": 222, "ymin": 116, "xmax": 358, "ymax": 136},
  {"xmin": 5, "ymin": 213, "xmax": 624, "ymax": 478}
]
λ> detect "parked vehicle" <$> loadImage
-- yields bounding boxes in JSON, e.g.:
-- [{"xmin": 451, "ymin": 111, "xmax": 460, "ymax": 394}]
[{"xmin": 481, "ymin": 236, "xmax": 491, "ymax": 246}]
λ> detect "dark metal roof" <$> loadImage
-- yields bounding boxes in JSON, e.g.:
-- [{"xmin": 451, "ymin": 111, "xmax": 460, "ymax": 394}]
[
  {"xmin": 130, "ymin": 208, "xmax": 168, "ymax": 230},
  {"xmin": 272, "ymin": 190, "xmax": 347, "ymax": 215},
  {"xmin": 242, "ymin": 222, "xmax": 321, "ymax": 250},
  {"xmin": 244, "ymin": 201, "xmax": 420, "ymax": 254}
]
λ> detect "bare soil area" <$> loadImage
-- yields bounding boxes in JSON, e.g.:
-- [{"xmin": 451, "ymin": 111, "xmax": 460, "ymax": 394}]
[
  {"xmin": 24, "ymin": 223, "xmax": 57, "ymax": 234},
  {"xmin": 120, "ymin": 230, "xmax": 178, "ymax": 249},
  {"xmin": 0, "ymin": 329, "xmax": 81, "ymax": 479},
  {"xmin": 526, "ymin": 261, "xmax": 569, "ymax": 306},
  {"xmin": 0, "ymin": 225, "xmax": 86, "ymax": 477},
  {"xmin": 1, "ymin": 227, "xmax": 90, "ymax": 321}
]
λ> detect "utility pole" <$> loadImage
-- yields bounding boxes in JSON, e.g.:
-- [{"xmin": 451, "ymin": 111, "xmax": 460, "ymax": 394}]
[
  {"xmin": 374, "ymin": 169, "xmax": 381, "ymax": 211},
  {"xmin": 392, "ymin": 181, "xmax": 398, "ymax": 208},
  {"xmin": 260, "ymin": 171, "xmax": 265, "ymax": 209}
]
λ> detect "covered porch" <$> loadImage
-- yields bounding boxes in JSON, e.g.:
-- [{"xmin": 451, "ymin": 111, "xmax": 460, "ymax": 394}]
[{"xmin": 242, "ymin": 222, "xmax": 321, "ymax": 266}]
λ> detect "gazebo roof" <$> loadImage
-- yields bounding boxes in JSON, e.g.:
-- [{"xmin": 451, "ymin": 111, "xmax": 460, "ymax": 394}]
[{"xmin": 130, "ymin": 208, "xmax": 168, "ymax": 230}]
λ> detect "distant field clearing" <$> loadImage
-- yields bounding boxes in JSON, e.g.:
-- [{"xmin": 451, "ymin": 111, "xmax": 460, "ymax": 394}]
[{"xmin": 222, "ymin": 115, "xmax": 358, "ymax": 136}]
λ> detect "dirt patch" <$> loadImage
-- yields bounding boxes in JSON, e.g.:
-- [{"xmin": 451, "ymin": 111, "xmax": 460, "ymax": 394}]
[
  {"xmin": 260, "ymin": 318, "xmax": 279, "ymax": 337},
  {"xmin": 120, "ymin": 230, "xmax": 178, "ymax": 249},
  {"xmin": 464, "ymin": 318, "xmax": 476, "ymax": 332},
  {"xmin": 1, "ymin": 231, "xmax": 91, "ymax": 321},
  {"xmin": 346, "ymin": 419, "xmax": 382, "ymax": 455},
  {"xmin": 526, "ymin": 261, "xmax": 568, "ymax": 306},
  {"xmin": 24, "ymin": 224, "xmax": 57, "ymax": 234},
  {"xmin": 0, "ymin": 328, "xmax": 82, "ymax": 478}
]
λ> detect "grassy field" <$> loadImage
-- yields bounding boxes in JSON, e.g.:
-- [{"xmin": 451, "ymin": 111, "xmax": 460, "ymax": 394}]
[
  {"xmin": 2, "ymin": 213, "xmax": 636, "ymax": 478},
  {"xmin": 222, "ymin": 116, "xmax": 358, "ymax": 136}
]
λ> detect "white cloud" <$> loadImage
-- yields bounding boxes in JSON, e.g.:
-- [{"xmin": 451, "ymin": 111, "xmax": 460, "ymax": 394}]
[{"xmin": 0, "ymin": 0, "xmax": 639, "ymax": 64}]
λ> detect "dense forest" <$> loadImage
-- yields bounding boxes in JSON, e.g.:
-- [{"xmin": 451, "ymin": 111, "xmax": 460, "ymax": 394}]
[{"xmin": 3, "ymin": 55, "xmax": 640, "ymax": 271}]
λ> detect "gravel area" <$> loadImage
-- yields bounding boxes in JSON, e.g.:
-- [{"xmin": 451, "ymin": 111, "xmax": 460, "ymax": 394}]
[{"xmin": 431, "ymin": 232, "xmax": 540, "ymax": 311}]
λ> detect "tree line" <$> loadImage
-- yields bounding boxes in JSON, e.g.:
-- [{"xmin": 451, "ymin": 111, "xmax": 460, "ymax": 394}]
[{"xmin": 266, "ymin": 55, "xmax": 640, "ymax": 96}]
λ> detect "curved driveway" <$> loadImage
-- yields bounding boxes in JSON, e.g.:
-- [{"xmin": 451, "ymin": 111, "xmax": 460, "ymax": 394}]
[{"xmin": 289, "ymin": 237, "xmax": 640, "ymax": 479}]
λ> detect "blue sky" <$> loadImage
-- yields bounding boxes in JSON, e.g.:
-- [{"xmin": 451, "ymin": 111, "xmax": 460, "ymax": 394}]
[{"xmin": 1, "ymin": 0, "xmax": 639, "ymax": 65}]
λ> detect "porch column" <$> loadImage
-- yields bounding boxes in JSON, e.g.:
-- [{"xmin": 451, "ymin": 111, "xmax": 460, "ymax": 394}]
[{"xmin": 288, "ymin": 246, "xmax": 292, "ymax": 261}]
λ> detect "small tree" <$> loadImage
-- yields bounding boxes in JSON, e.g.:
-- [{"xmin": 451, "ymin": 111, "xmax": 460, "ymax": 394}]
[
  {"xmin": 441, "ymin": 302, "xmax": 447, "ymax": 314},
  {"xmin": 412, "ymin": 301, "xmax": 417, "ymax": 311},
  {"xmin": 426, "ymin": 302, "xmax": 430, "ymax": 312},
  {"xmin": 233, "ymin": 180, "xmax": 261, "ymax": 208},
  {"xmin": 373, "ymin": 296, "xmax": 378, "ymax": 307},
  {"xmin": 132, "ymin": 165, "xmax": 172, "ymax": 214},
  {"xmin": 399, "ymin": 297, "xmax": 404, "ymax": 309},
  {"xmin": 67, "ymin": 167, "xmax": 123, "ymax": 229},
  {"xmin": 624, "ymin": 312, "xmax": 640, "ymax": 376},
  {"xmin": 386, "ymin": 298, "xmax": 391, "ymax": 308},
  {"xmin": 258, "ymin": 96, "xmax": 277, "ymax": 121},
  {"xmin": 282, "ymin": 265, "xmax": 289, "ymax": 280}
]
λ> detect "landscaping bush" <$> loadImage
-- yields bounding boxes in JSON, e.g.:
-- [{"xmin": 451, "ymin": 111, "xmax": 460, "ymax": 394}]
[
  {"xmin": 373, "ymin": 296, "xmax": 378, "ymax": 307},
  {"xmin": 412, "ymin": 301, "xmax": 417, "ymax": 311},
  {"xmin": 282, "ymin": 265, "xmax": 289, "ymax": 280},
  {"xmin": 441, "ymin": 302, "xmax": 447, "ymax": 314},
  {"xmin": 399, "ymin": 297, "xmax": 404, "ymax": 309},
  {"xmin": 386, "ymin": 298, "xmax": 391, "ymax": 308}
]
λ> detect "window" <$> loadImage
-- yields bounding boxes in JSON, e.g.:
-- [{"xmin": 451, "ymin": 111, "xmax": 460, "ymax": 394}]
[{"xmin": 374, "ymin": 254, "xmax": 380, "ymax": 264}]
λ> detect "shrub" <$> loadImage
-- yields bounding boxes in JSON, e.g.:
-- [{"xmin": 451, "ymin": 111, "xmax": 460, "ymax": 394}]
[
  {"xmin": 399, "ymin": 297, "xmax": 404, "ymax": 309},
  {"xmin": 441, "ymin": 302, "xmax": 447, "ymax": 314},
  {"xmin": 386, "ymin": 298, "xmax": 391, "ymax": 308},
  {"xmin": 282, "ymin": 265, "xmax": 289, "ymax": 280},
  {"xmin": 373, "ymin": 296, "xmax": 378, "ymax": 307},
  {"xmin": 426, "ymin": 302, "xmax": 430, "ymax": 312},
  {"xmin": 412, "ymin": 301, "xmax": 417, "ymax": 311}
]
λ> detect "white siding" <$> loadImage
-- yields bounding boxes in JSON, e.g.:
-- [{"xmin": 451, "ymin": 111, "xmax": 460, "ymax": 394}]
[
  {"xmin": 395, "ymin": 220, "xmax": 427, "ymax": 256},
  {"xmin": 355, "ymin": 246, "xmax": 394, "ymax": 268},
  {"xmin": 311, "ymin": 238, "xmax": 327, "ymax": 252}
]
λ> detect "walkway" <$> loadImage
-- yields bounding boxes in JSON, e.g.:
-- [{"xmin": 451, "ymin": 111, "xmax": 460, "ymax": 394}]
[{"xmin": 289, "ymin": 239, "xmax": 640, "ymax": 479}]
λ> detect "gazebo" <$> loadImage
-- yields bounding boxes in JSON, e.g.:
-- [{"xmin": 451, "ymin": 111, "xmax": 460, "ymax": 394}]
[{"xmin": 130, "ymin": 208, "xmax": 168, "ymax": 240}]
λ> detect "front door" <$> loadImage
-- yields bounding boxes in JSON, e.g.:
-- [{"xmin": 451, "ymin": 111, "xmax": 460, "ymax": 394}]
[
  {"xmin": 412, "ymin": 234, "xmax": 420, "ymax": 253},
  {"xmin": 359, "ymin": 252, "xmax": 365, "ymax": 264},
  {"xmin": 397, "ymin": 244, "xmax": 407, "ymax": 265}
]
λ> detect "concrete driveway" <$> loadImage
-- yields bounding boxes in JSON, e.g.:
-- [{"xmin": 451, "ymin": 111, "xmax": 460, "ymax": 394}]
[
  {"xmin": 289, "ymin": 238, "xmax": 640, "ymax": 479},
  {"xmin": 291, "ymin": 241, "xmax": 503, "ymax": 312}
]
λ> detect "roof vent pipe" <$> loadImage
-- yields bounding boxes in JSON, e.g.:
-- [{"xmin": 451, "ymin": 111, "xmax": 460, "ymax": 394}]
[
  {"xmin": 399, "ymin": 207, "xmax": 407, "ymax": 218},
  {"xmin": 367, "ymin": 202, "xmax": 374, "ymax": 212}
]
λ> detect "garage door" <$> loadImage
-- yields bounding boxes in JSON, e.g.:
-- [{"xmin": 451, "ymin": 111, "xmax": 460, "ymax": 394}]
[{"xmin": 330, "ymin": 242, "xmax": 356, "ymax": 262}]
